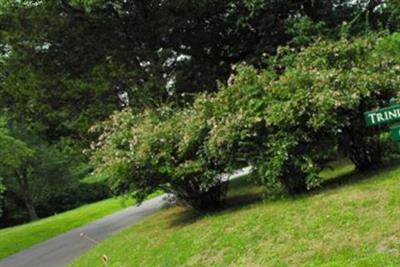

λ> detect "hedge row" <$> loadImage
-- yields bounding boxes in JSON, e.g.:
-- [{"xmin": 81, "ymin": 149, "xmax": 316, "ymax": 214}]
[{"xmin": 91, "ymin": 33, "xmax": 400, "ymax": 210}]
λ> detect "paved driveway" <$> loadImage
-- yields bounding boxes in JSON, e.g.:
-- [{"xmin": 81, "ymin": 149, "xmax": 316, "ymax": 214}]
[{"xmin": 0, "ymin": 196, "xmax": 167, "ymax": 267}]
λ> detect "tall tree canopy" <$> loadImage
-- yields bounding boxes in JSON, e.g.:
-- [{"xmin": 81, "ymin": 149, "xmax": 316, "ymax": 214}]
[{"xmin": 1, "ymin": 0, "xmax": 394, "ymax": 146}]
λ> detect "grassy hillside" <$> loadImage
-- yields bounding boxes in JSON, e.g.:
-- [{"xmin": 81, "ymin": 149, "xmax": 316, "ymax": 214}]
[
  {"xmin": 0, "ymin": 197, "xmax": 136, "ymax": 260},
  {"xmin": 71, "ymin": 161, "xmax": 400, "ymax": 267}
]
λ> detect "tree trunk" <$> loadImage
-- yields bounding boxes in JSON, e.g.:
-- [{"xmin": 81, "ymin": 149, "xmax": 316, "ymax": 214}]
[
  {"xmin": 23, "ymin": 195, "xmax": 39, "ymax": 221},
  {"xmin": 16, "ymin": 167, "xmax": 39, "ymax": 221}
]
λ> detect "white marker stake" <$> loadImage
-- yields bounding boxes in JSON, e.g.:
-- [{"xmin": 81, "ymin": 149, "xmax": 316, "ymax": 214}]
[
  {"xmin": 79, "ymin": 232, "xmax": 99, "ymax": 244},
  {"xmin": 79, "ymin": 232, "xmax": 109, "ymax": 266}
]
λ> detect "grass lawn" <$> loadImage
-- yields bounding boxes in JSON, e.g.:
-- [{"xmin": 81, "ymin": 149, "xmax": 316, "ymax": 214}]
[
  {"xmin": 70, "ymin": 161, "xmax": 400, "ymax": 267},
  {"xmin": 0, "ymin": 196, "xmax": 137, "ymax": 260}
]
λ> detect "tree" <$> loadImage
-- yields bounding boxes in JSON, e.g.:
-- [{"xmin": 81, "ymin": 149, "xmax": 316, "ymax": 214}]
[
  {"xmin": 0, "ymin": 118, "xmax": 33, "ymax": 219},
  {"xmin": 0, "ymin": 180, "xmax": 4, "ymax": 218},
  {"xmin": 0, "ymin": 0, "xmax": 376, "ymax": 128},
  {"xmin": 0, "ymin": 1, "xmax": 388, "ymax": 159},
  {"xmin": 0, "ymin": 118, "xmax": 76, "ymax": 222}
]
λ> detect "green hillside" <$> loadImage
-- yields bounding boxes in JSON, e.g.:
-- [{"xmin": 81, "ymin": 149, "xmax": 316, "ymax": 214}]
[{"xmin": 70, "ymin": 161, "xmax": 400, "ymax": 267}]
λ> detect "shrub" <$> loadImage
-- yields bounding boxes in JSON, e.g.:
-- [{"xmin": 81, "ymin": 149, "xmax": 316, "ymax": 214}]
[
  {"xmin": 263, "ymin": 33, "xmax": 400, "ymax": 191},
  {"xmin": 205, "ymin": 33, "xmax": 400, "ymax": 195},
  {"xmin": 91, "ymin": 103, "xmax": 229, "ymax": 211},
  {"xmin": 206, "ymin": 65, "xmax": 274, "ymax": 173},
  {"xmin": 92, "ymin": 33, "xmax": 400, "ymax": 202}
]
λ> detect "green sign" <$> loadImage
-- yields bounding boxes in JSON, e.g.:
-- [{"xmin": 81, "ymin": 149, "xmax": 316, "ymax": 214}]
[
  {"xmin": 364, "ymin": 99, "xmax": 400, "ymax": 151},
  {"xmin": 364, "ymin": 104, "xmax": 400, "ymax": 127},
  {"xmin": 390, "ymin": 125, "xmax": 400, "ymax": 141}
]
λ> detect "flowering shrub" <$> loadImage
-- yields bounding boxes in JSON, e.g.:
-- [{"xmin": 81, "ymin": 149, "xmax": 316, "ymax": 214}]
[
  {"xmin": 91, "ymin": 33, "xmax": 400, "ymax": 205},
  {"xmin": 263, "ymin": 33, "xmax": 400, "ymax": 192},
  {"xmin": 206, "ymin": 33, "xmax": 400, "ymax": 194},
  {"xmin": 206, "ymin": 65, "xmax": 274, "ymax": 173},
  {"xmin": 90, "ymin": 102, "xmax": 229, "ymax": 210}
]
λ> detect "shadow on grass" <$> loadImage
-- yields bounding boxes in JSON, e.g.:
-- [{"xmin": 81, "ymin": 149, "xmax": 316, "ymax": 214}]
[
  {"xmin": 318, "ymin": 159, "xmax": 400, "ymax": 191},
  {"xmin": 168, "ymin": 176, "xmax": 267, "ymax": 228},
  {"xmin": 168, "ymin": 159, "xmax": 400, "ymax": 228}
]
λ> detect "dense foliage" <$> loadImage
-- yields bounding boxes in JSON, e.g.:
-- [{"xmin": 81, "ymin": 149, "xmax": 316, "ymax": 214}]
[
  {"xmin": 0, "ymin": 119, "xmax": 33, "ymax": 218},
  {"xmin": 206, "ymin": 33, "xmax": 400, "ymax": 194},
  {"xmin": 91, "ymin": 102, "xmax": 230, "ymax": 210},
  {"xmin": 263, "ymin": 34, "xmax": 400, "ymax": 192},
  {"xmin": 0, "ymin": 117, "xmax": 110, "ymax": 225},
  {"xmin": 2, "ymin": 0, "xmax": 400, "ymax": 220},
  {"xmin": 92, "ymin": 33, "xmax": 400, "ymax": 207}
]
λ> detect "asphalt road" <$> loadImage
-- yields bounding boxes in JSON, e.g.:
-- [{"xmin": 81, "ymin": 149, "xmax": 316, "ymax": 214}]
[
  {"xmin": 0, "ymin": 196, "xmax": 167, "ymax": 267},
  {"xmin": 0, "ymin": 167, "xmax": 252, "ymax": 267}
]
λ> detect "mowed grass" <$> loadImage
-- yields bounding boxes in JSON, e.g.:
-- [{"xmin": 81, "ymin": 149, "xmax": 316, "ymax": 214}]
[
  {"xmin": 71, "ymin": 161, "xmax": 400, "ymax": 267},
  {"xmin": 0, "ymin": 197, "xmax": 137, "ymax": 260}
]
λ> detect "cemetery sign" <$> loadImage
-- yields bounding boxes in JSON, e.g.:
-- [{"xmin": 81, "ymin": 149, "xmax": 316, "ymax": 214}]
[
  {"xmin": 364, "ymin": 104, "xmax": 400, "ymax": 127},
  {"xmin": 364, "ymin": 99, "xmax": 400, "ymax": 147}
]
